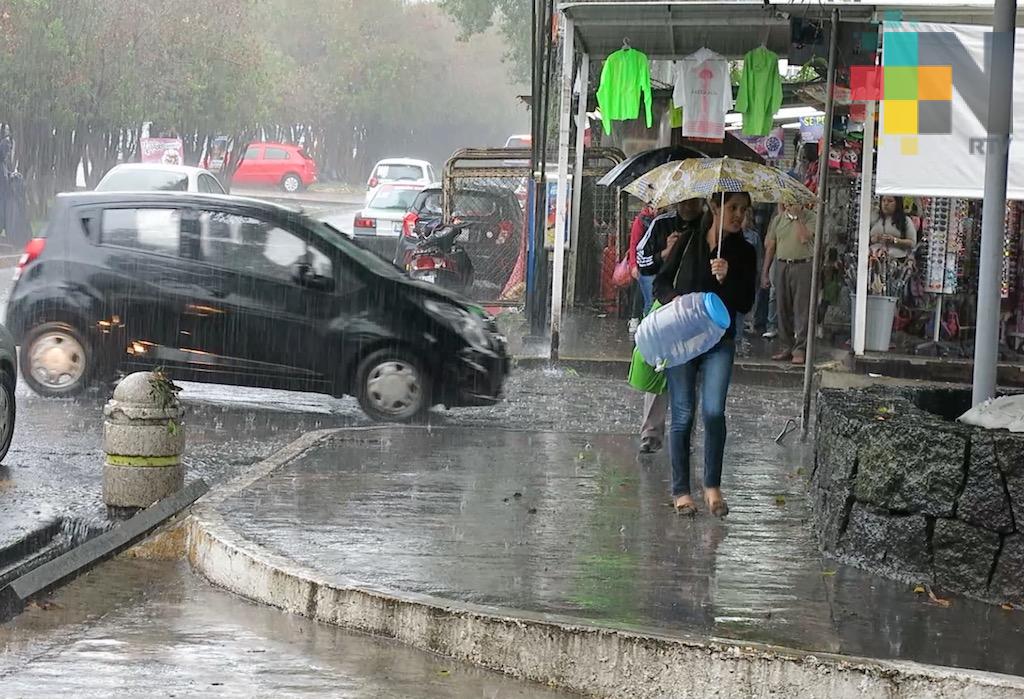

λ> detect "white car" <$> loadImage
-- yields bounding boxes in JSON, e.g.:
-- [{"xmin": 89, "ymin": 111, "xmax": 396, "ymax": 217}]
[
  {"xmin": 365, "ymin": 158, "xmax": 434, "ymax": 204},
  {"xmin": 353, "ymin": 184, "xmax": 423, "ymax": 238},
  {"xmin": 95, "ymin": 164, "xmax": 226, "ymax": 194}
]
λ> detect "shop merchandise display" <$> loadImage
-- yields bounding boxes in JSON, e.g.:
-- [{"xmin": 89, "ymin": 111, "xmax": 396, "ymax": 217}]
[
  {"xmin": 672, "ymin": 48, "xmax": 732, "ymax": 141},
  {"xmin": 596, "ymin": 43, "xmax": 653, "ymax": 134},
  {"xmin": 735, "ymin": 45, "xmax": 784, "ymax": 136}
]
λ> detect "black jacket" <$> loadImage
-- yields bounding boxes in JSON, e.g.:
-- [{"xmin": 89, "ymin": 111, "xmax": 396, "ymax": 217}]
[
  {"xmin": 636, "ymin": 212, "xmax": 702, "ymax": 277},
  {"xmin": 653, "ymin": 227, "xmax": 757, "ymax": 337}
]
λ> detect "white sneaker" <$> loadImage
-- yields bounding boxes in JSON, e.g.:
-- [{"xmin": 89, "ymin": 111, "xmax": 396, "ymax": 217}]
[
  {"xmin": 762, "ymin": 329, "xmax": 778, "ymax": 339},
  {"xmin": 628, "ymin": 318, "xmax": 640, "ymax": 336}
]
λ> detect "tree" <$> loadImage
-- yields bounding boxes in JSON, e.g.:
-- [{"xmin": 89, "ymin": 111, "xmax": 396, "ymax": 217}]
[{"xmin": 439, "ymin": 0, "xmax": 532, "ymax": 81}]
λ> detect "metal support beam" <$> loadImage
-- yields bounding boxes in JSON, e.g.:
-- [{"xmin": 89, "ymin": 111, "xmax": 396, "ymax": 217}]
[
  {"xmin": 800, "ymin": 8, "xmax": 839, "ymax": 437},
  {"xmin": 853, "ymin": 99, "xmax": 876, "ymax": 356},
  {"xmin": 551, "ymin": 14, "xmax": 575, "ymax": 360},
  {"xmin": 566, "ymin": 54, "xmax": 590, "ymax": 308},
  {"xmin": 973, "ymin": 0, "xmax": 1018, "ymax": 405}
]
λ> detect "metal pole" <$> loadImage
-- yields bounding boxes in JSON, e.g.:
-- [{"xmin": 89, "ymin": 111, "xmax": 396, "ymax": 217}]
[
  {"xmin": 528, "ymin": 0, "xmax": 554, "ymax": 337},
  {"xmin": 550, "ymin": 15, "xmax": 574, "ymax": 360},
  {"xmin": 565, "ymin": 54, "xmax": 589, "ymax": 309},
  {"xmin": 854, "ymin": 99, "xmax": 876, "ymax": 356},
  {"xmin": 800, "ymin": 8, "xmax": 839, "ymax": 437},
  {"xmin": 973, "ymin": 0, "xmax": 1017, "ymax": 406}
]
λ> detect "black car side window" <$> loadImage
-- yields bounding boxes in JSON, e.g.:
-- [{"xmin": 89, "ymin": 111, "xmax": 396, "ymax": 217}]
[
  {"xmin": 100, "ymin": 208, "xmax": 181, "ymax": 256},
  {"xmin": 198, "ymin": 211, "xmax": 332, "ymax": 283}
]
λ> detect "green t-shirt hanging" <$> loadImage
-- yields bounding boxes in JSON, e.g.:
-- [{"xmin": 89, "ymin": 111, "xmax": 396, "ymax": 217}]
[{"xmin": 735, "ymin": 46, "xmax": 783, "ymax": 136}]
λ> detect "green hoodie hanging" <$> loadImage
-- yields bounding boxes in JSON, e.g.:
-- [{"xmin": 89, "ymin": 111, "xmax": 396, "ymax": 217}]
[
  {"xmin": 735, "ymin": 46, "xmax": 783, "ymax": 136},
  {"xmin": 597, "ymin": 47, "xmax": 653, "ymax": 135}
]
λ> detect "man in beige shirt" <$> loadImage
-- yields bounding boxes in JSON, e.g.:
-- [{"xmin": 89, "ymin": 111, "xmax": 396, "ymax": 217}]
[{"xmin": 762, "ymin": 203, "xmax": 814, "ymax": 365}]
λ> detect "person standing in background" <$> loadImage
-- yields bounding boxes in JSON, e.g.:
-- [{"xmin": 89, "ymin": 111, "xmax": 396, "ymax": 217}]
[
  {"xmin": 762, "ymin": 201, "xmax": 815, "ymax": 365},
  {"xmin": 627, "ymin": 204, "xmax": 658, "ymax": 335},
  {"xmin": 870, "ymin": 195, "xmax": 917, "ymax": 258},
  {"xmin": 635, "ymin": 198, "xmax": 704, "ymax": 455},
  {"xmin": 735, "ymin": 208, "xmax": 763, "ymax": 354}
]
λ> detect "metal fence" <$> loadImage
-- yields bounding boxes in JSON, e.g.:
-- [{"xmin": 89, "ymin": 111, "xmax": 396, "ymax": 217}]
[{"xmin": 441, "ymin": 147, "xmax": 625, "ymax": 308}]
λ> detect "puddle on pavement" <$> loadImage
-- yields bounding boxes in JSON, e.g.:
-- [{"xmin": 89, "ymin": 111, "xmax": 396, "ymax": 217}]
[{"xmin": 0, "ymin": 559, "xmax": 574, "ymax": 698}]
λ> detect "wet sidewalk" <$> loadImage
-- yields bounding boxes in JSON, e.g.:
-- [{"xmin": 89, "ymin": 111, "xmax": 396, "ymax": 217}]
[
  {"xmin": 0, "ymin": 558, "xmax": 573, "ymax": 698},
  {"xmin": 215, "ymin": 405, "xmax": 1024, "ymax": 678}
]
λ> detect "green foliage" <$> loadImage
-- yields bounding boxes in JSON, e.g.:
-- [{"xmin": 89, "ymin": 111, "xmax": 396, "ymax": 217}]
[{"xmin": 440, "ymin": 0, "xmax": 532, "ymax": 81}]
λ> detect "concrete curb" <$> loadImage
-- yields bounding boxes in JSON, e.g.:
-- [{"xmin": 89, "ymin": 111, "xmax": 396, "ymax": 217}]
[{"xmin": 179, "ymin": 429, "xmax": 1024, "ymax": 699}]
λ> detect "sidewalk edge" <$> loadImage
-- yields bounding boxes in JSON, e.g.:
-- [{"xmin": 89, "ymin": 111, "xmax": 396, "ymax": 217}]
[{"xmin": 183, "ymin": 430, "xmax": 1024, "ymax": 699}]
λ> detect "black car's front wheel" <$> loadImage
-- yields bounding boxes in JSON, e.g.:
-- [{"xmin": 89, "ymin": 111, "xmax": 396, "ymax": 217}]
[
  {"xmin": 0, "ymin": 369, "xmax": 16, "ymax": 462},
  {"xmin": 19, "ymin": 322, "xmax": 94, "ymax": 398},
  {"xmin": 355, "ymin": 349, "xmax": 431, "ymax": 423}
]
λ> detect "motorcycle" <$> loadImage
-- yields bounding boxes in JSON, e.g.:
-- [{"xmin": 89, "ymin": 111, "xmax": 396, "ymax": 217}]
[{"xmin": 406, "ymin": 220, "xmax": 474, "ymax": 293}]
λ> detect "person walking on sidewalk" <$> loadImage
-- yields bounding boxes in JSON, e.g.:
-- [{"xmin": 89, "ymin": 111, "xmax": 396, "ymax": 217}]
[
  {"xmin": 762, "ymin": 201, "xmax": 814, "ymax": 365},
  {"xmin": 627, "ymin": 204, "xmax": 657, "ymax": 335},
  {"xmin": 652, "ymin": 192, "xmax": 756, "ymax": 517},
  {"xmin": 635, "ymin": 197, "xmax": 704, "ymax": 454}
]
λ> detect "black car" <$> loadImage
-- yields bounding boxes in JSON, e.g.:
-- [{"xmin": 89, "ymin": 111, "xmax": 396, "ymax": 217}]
[
  {"xmin": 7, "ymin": 192, "xmax": 510, "ymax": 422},
  {"xmin": 395, "ymin": 186, "xmax": 524, "ymax": 300}
]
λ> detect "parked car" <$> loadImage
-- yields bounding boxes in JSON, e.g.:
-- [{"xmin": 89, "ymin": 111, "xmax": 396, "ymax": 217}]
[
  {"xmin": 396, "ymin": 185, "xmax": 524, "ymax": 299},
  {"xmin": 352, "ymin": 184, "xmax": 423, "ymax": 260},
  {"xmin": 366, "ymin": 158, "xmax": 434, "ymax": 204},
  {"xmin": 96, "ymin": 164, "xmax": 226, "ymax": 194},
  {"xmin": 0, "ymin": 322, "xmax": 16, "ymax": 462},
  {"xmin": 7, "ymin": 192, "xmax": 508, "ymax": 422},
  {"xmin": 232, "ymin": 142, "xmax": 318, "ymax": 193}
]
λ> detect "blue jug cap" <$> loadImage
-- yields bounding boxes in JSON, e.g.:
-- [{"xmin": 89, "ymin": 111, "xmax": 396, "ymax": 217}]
[{"xmin": 702, "ymin": 293, "xmax": 731, "ymax": 329}]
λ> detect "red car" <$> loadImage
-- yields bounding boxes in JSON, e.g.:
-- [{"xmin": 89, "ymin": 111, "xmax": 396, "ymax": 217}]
[{"xmin": 232, "ymin": 142, "xmax": 318, "ymax": 192}]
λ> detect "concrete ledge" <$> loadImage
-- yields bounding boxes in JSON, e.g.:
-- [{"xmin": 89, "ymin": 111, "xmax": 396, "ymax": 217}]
[{"xmin": 181, "ymin": 429, "xmax": 1024, "ymax": 699}]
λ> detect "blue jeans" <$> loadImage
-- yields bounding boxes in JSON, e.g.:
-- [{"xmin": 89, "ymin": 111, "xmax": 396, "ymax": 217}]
[
  {"xmin": 665, "ymin": 339, "xmax": 736, "ymax": 497},
  {"xmin": 637, "ymin": 274, "xmax": 655, "ymax": 316}
]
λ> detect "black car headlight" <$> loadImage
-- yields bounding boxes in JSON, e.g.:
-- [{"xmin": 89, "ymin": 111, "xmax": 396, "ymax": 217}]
[{"xmin": 423, "ymin": 299, "xmax": 489, "ymax": 350}]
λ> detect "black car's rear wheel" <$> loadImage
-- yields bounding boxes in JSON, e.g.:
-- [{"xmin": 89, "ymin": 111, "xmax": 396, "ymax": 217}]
[
  {"xmin": 20, "ymin": 322, "xmax": 94, "ymax": 398},
  {"xmin": 0, "ymin": 369, "xmax": 16, "ymax": 462},
  {"xmin": 355, "ymin": 349, "xmax": 431, "ymax": 423}
]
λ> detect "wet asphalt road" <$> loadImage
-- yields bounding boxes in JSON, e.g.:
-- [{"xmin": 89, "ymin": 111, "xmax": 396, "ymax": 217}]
[{"xmin": 0, "ymin": 558, "xmax": 574, "ymax": 698}]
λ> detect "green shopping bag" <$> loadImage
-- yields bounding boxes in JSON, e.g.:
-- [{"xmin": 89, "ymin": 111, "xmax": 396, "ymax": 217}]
[{"xmin": 627, "ymin": 300, "xmax": 667, "ymax": 395}]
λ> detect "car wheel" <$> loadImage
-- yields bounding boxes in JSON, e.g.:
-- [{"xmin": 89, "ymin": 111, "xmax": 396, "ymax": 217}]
[
  {"xmin": 0, "ymin": 369, "xmax": 16, "ymax": 462},
  {"xmin": 19, "ymin": 322, "xmax": 93, "ymax": 398},
  {"xmin": 355, "ymin": 349, "xmax": 431, "ymax": 423},
  {"xmin": 281, "ymin": 173, "xmax": 302, "ymax": 193}
]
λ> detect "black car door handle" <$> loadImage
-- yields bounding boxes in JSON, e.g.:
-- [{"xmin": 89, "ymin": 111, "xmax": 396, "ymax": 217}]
[{"xmin": 207, "ymin": 286, "xmax": 228, "ymax": 299}]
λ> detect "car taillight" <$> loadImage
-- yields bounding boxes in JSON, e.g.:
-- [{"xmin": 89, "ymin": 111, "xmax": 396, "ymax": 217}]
[
  {"xmin": 368, "ymin": 176, "xmax": 379, "ymax": 189},
  {"xmin": 354, "ymin": 216, "xmax": 376, "ymax": 229},
  {"xmin": 411, "ymin": 256, "xmax": 447, "ymax": 271},
  {"xmin": 14, "ymin": 238, "xmax": 45, "ymax": 281},
  {"xmin": 402, "ymin": 212, "xmax": 419, "ymax": 238}
]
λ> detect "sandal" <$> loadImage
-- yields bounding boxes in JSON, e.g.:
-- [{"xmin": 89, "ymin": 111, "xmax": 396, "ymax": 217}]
[
  {"xmin": 707, "ymin": 498, "xmax": 730, "ymax": 518},
  {"xmin": 673, "ymin": 497, "xmax": 698, "ymax": 517}
]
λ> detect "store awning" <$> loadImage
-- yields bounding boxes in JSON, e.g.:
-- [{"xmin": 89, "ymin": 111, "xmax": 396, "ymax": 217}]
[{"xmin": 561, "ymin": 1, "xmax": 1024, "ymax": 60}]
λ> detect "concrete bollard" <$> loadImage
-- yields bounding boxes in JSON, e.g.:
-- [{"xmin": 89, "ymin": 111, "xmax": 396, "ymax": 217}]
[{"xmin": 102, "ymin": 371, "xmax": 185, "ymax": 508}]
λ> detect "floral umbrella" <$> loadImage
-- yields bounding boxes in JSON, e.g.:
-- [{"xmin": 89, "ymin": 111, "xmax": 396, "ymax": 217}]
[{"xmin": 624, "ymin": 156, "xmax": 818, "ymax": 256}]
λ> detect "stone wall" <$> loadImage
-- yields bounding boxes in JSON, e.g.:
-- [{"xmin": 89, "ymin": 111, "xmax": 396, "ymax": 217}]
[{"xmin": 813, "ymin": 386, "xmax": 1024, "ymax": 604}]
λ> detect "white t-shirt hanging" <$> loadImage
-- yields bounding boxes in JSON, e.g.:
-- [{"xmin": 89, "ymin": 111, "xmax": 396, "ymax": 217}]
[{"xmin": 672, "ymin": 48, "xmax": 733, "ymax": 140}]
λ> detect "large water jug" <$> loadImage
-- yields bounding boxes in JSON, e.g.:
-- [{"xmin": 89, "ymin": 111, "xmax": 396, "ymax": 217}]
[{"xmin": 635, "ymin": 292, "xmax": 731, "ymax": 371}]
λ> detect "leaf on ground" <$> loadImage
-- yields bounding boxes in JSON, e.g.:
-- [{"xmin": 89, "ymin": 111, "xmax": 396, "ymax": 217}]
[
  {"xmin": 565, "ymin": 367, "xmax": 580, "ymax": 377},
  {"xmin": 926, "ymin": 586, "xmax": 952, "ymax": 608},
  {"xmin": 438, "ymin": 669, "xmax": 451, "ymax": 676},
  {"xmin": 821, "ymin": 570, "xmax": 837, "ymax": 576},
  {"xmin": 913, "ymin": 584, "xmax": 926, "ymax": 594},
  {"xmin": 774, "ymin": 495, "xmax": 786, "ymax": 506}
]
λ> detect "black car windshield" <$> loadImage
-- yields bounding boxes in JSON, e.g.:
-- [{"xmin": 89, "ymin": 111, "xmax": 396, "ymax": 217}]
[
  {"xmin": 97, "ymin": 169, "xmax": 189, "ymax": 192},
  {"xmin": 316, "ymin": 220, "xmax": 405, "ymax": 278},
  {"xmin": 369, "ymin": 187, "xmax": 419, "ymax": 211}
]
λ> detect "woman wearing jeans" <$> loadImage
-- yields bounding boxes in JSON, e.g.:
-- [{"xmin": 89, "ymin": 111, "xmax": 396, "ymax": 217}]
[{"xmin": 652, "ymin": 192, "xmax": 757, "ymax": 517}]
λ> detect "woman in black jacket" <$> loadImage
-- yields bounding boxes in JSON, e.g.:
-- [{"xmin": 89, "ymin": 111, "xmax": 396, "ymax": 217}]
[{"xmin": 654, "ymin": 191, "xmax": 757, "ymax": 517}]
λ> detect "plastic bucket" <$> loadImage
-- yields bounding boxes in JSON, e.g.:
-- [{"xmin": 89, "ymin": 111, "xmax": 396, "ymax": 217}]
[{"xmin": 859, "ymin": 295, "xmax": 897, "ymax": 352}]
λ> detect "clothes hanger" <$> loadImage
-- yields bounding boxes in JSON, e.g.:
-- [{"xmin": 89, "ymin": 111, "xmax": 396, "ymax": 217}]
[{"xmin": 621, "ymin": 37, "xmax": 631, "ymax": 51}]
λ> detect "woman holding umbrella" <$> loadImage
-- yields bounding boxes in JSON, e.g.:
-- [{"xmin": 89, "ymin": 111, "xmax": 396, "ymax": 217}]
[
  {"xmin": 651, "ymin": 191, "xmax": 757, "ymax": 516},
  {"xmin": 626, "ymin": 158, "xmax": 815, "ymax": 517}
]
